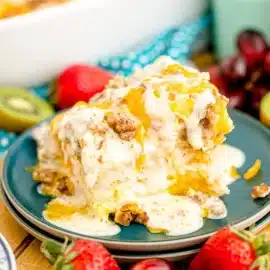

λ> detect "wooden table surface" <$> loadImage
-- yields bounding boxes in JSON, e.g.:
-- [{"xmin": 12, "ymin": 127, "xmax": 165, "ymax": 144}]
[{"xmin": 0, "ymin": 159, "xmax": 269, "ymax": 270}]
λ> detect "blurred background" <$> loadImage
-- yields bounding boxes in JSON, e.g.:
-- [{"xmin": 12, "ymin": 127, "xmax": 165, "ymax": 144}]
[{"xmin": 0, "ymin": 0, "xmax": 270, "ymax": 153}]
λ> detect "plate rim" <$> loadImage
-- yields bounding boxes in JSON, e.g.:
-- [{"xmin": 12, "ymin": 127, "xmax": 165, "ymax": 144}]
[
  {"xmin": 2, "ymin": 108, "xmax": 270, "ymax": 251},
  {"xmin": 0, "ymin": 233, "xmax": 16, "ymax": 270}
]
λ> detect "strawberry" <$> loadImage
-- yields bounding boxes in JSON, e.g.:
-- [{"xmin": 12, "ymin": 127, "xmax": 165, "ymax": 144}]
[
  {"xmin": 41, "ymin": 238, "xmax": 120, "ymax": 270},
  {"xmin": 130, "ymin": 258, "xmax": 173, "ymax": 270},
  {"xmin": 189, "ymin": 227, "xmax": 270, "ymax": 270},
  {"xmin": 52, "ymin": 64, "xmax": 113, "ymax": 109}
]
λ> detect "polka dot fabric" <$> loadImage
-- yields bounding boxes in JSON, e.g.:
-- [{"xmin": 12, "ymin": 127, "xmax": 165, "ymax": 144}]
[{"xmin": 0, "ymin": 12, "xmax": 210, "ymax": 156}]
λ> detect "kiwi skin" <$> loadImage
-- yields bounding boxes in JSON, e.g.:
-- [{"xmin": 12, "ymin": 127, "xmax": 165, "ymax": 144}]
[
  {"xmin": 0, "ymin": 87, "xmax": 55, "ymax": 132},
  {"xmin": 260, "ymin": 92, "xmax": 270, "ymax": 128}
]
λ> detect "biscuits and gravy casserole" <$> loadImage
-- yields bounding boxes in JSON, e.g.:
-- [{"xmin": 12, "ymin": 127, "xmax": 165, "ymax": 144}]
[{"xmin": 31, "ymin": 56, "xmax": 245, "ymax": 236}]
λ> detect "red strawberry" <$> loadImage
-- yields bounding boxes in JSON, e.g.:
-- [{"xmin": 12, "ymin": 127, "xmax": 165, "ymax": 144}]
[
  {"xmin": 41, "ymin": 238, "xmax": 120, "ymax": 270},
  {"xmin": 54, "ymin": 64, "xmax": 113, "ymax": 109},
  {"xmin": 130, "ymin": 258, "xmax": 173, "ymax": 270},
  {"xmin": 189, "ymin": 227, "xmax": 270, "ymax": 270}
]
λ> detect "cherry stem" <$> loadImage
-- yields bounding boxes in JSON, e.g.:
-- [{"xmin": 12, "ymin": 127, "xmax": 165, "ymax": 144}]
[{"xmin": 244, "ymin": 68, "xmax": 262, "ymax": 92}]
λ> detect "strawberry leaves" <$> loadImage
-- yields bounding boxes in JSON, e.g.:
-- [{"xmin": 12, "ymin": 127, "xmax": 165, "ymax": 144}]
[
  {"xmin": 41, "ymin": 237, "xmax": 79, "ymax": 269},
  {"xmin": 231, "ymin": 227, "xmax": 270, "ymax": 258},
  {"xmin": 41, "ymin": 238, "xmax": 120, "ymax": 270},
  {"xmin": 250, "ymin": 254, "xmax": 270, "ymax": 270}
]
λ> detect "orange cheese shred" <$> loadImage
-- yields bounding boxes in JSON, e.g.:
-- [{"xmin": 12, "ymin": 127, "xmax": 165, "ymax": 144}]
[{"xmin": 243, "ymin": 159, "xmax": 261, "ymax": 180}]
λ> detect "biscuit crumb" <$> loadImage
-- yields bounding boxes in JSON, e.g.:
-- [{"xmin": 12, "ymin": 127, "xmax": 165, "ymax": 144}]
[
  {"xmin": 251, "ymin": 183, "xmax": 270, "ymax": 199},
  {"xmin": 113, "ymin": 204, "xmax": 149, "ymax": 226}
]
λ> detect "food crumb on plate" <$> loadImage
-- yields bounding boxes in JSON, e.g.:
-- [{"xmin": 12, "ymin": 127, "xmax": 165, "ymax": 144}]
[{"xmin": 251, "ymin": 183, "xmax": 270, "ymax": 199}]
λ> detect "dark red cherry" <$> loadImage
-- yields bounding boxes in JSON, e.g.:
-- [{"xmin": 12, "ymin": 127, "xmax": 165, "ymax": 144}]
[
  {"xmin": 237, "ymin": 29, "xmax": 268, "ymax": 68},
  {"xmin": 208, "ymin": 65, "xmax": 228, "ymax": 91},
  {"xmin": 220, "ymin": 55, "xmax": 247, "ymax": 81},
  {"xmin": 226, "ymin": 90, "xmax": 246, "ymax": 109},
  {"xmin": 264, "ymin": 51, "xmax": 270, "ymax": 74}
]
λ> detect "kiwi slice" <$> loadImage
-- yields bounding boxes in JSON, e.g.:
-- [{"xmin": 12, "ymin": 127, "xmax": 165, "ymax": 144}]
[
  {"xmin": 0, "ymin": 88, "xmax": 54, "ymax": 132},
  {"xmin": 260, "ymin": 92, "xmax": 270, "ymax": 127}
]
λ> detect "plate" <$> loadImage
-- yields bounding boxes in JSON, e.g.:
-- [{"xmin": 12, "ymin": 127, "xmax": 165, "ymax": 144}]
[
  {"xmin": 1, "ymin": 184, "xmax": 269, "ymax": 265},
  {"xmin": 0, "ymin": 233, "xmax": 16, "ymax": 270},
  {"xmin": 2, "ymin": 109, "xmax": 270, "ymax": 251}
]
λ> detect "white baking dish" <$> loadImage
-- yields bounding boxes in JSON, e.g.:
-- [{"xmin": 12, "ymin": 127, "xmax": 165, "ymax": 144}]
[{"xmin": 0, "ymin": 0, "xmax": 208, "ymax": 87}]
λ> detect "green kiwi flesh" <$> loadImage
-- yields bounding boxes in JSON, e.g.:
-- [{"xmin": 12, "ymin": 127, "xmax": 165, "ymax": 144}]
[{"xmin": 0, "ymin": 88, "xmax": 54, "ymax": 132}]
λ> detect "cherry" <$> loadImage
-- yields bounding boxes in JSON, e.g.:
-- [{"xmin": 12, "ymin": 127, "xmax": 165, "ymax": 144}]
[
  {"xmin": 237, "ymin": 29, "xmax": 268, "ymax": 68},
  {"xmin": 208, "ymin": 65, "xmax": 228, "ymax": 91},
  {"xmin": 220, "ymin": 55, "xmax": 247, "ymax": 81},
  {"xmin": 227, "ymin": 90, "xmax": 246, "ymax": 109},
  {"xmin": 264, "ymin": 51, "xmax": 270, "ymax": 74},
  {"xmin": 251, "ymin": 87, "xmax": 269, "ymax": 112},
  {"xmin": 219, "ymin": 88, "xmax": 246, "ymax": 109},
  {"xmin": 130, "ymin": 259, "xmax": 173, "ymax": 270}
]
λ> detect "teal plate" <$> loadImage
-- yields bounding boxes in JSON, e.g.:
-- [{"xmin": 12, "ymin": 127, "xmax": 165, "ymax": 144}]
[
  {"xmin": 2, "ymin": 109, "xmax": 270, "ymax": 252},
  {"xmin": 1, "ymin": 184, "xmax": 269, "ymax": 265}
]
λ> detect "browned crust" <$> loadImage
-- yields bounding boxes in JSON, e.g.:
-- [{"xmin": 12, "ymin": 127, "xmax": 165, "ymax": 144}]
[
  {"xmin": 113, "ymin": 204, "xmax": 149, "ymax": 226},
  {"xmin": 105, "ymin": 112, "xmax": 137, "ymax": 141}
]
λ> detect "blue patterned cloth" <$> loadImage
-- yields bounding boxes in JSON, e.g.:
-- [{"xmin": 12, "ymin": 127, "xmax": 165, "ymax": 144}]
[
  {"xmin": 97, "ymin": 13, "xmax": 210, "ymax": 77},
  {"xmin": 0, "ymin": 12, "xmax": 211, "ymax": 156},
  {"xmin": 0, "ymin": 131, "xmax": 17, "ymax": 157}
]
